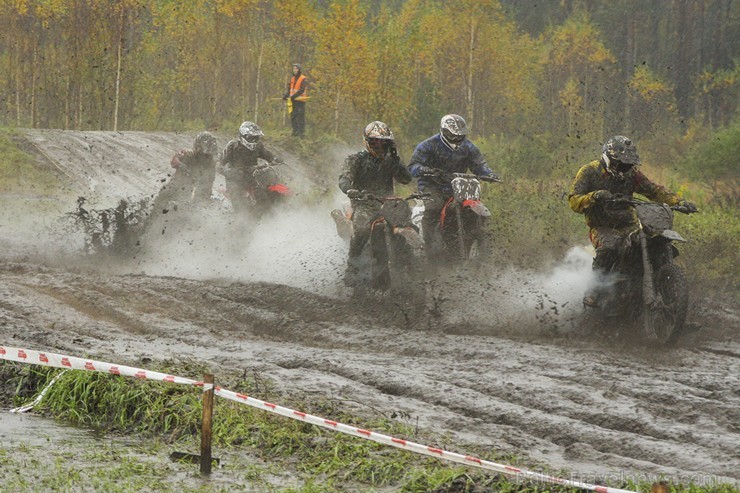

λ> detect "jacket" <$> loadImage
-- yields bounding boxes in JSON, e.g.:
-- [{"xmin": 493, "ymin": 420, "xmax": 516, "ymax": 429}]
[
  {"xmin": 568, "ymin": 160, "xmax": 682, "ymax": 229},
  {"xmin": 338, "ymin": 150, "xmax": 412, "ymax": 197},
  {"xmin": 219, "ymin": 140, "xmax": 278, "ymax": 187},
  {"xmin": 407, "ymin": 134, "xmax": 495, "ymax": 193}
]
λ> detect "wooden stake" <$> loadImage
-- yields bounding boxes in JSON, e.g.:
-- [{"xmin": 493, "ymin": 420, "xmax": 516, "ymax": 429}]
[{"xmin": 200, "ymin": 373, "xmax": 215, "ymax": 475}]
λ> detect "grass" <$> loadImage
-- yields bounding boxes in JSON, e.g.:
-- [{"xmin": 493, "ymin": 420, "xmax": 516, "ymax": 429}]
[
  {"xmin": 0, "ymin": 127, "xmax": 63, "ymax": 195},
  {"xmin": 1, "ymin": 360, "xmax": 737, "ymax": 493}
]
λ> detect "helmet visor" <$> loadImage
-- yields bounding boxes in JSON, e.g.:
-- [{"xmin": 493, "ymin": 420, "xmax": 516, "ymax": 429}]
[
  {"xmin": 243, "ymin": 134, "xmax": 260, "ymax": 144},
  {"xmin": 366, "ymin": 137, "xmax": 388, "ymax": 155},
  {"xmin": 613, "ymin": 160, "xmax": 635, "ymax": 174},
  {"xmin": 442, "ymin": 128, "xmax": 465, "ymax": 145}
]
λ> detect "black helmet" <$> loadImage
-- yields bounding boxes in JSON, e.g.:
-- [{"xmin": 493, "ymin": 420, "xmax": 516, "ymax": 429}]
[
  {"xmin": 238, "ymin": 121, "xmax": 264, "ymax": 151},
  {"xmin": 440, "ymin": 114, "xmax": 468, "ymax": 150},
  {"xmin": 194, "ymin": 131, "xmax": 217, "ymax": 156},
  {"xmin": 363, "ymin": 121, "xmax": 394, "ymax": 157},
  {"xmin": 602, "ymin": 135, "xmax": 640, "ymax": 179}
]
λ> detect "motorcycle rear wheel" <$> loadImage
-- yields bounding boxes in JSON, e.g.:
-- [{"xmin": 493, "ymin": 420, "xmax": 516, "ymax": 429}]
[{"xmin": 644, "ymin": 263, "xmax": 688, "ymax": 345}]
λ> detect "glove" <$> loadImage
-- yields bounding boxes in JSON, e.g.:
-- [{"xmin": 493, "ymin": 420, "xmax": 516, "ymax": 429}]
[
  {"xmin": 388, "ymin": 142, "xmax": 398, "ymax": 158},
  {"xmin": 282, "ymin": 95, "xmax": 288, "ymax": 101},
  {"xmin": 347, "ymin": 189, "xmax": 361, "ymax": 200},
  {"xmin": 679, "ymin": 200, "xmax": 698, "ymax": 213},
  {"xmin": 593, "ymin": 190, "xmax": 615, "ymax": 203},
  {"xmin": 417, "ymin": 166, "xmax": 436, "ymax": 177}
]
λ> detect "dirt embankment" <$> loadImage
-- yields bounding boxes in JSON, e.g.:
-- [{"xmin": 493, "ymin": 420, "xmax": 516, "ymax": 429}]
[{"xmin": 0, "ymin": 130, "xmax": 738, "ymax": 487}]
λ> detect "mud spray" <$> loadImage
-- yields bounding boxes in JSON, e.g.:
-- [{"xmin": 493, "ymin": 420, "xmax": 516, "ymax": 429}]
[
  {"xmin": 131, "ymin": 195, "xmax": 349, "ymax": 297},
  {"xmin": 427, "ymin": 246, "xmax": 596, "ymax": 335},
  {"xmin": 129, "ymin": 144, "xmax": 356, "ymax": 297}
]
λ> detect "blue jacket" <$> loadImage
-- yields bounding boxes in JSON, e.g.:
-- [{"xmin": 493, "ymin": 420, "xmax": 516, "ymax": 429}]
[{"xmin": 407, "ymin": 134, "xmax": 495, "ymax": 193}]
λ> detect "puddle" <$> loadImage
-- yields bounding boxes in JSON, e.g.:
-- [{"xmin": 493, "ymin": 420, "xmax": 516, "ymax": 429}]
[
  {"xmin": 0, "ymin": 411, "xmax": 300, "ymax": 492},
  {"xmin": 0, "ymin": 411, "xmax": 96, "ymax": 448}
]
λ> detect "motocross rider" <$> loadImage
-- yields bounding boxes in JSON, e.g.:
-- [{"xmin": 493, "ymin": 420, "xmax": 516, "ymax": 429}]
[
  {"xmin": 407, "ymin": 114, "xmax": 500, "ymax": 258},
  {"xmin": 168, "ymin": 131, "xmax": 219, "ymax": 204},
  {"xmin": 338, "ymin": 121, "xmax": 413, "ymax": 285},
  {"xmin": 568, "ymin": 135, "xmax": 698, "ymax": 307},
  {"xmin": 219, "ymin": 121, "xmax": 284, "ymax": 212}
]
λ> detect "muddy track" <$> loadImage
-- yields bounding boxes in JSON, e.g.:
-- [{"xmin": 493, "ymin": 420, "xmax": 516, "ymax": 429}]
[
  {"xmin": 0, "ymin": 259, "xmax": 737, "ymax": 484},
  {"xmin": 0, "ymin": 130, "xmax": 737, "ymax": 487}
]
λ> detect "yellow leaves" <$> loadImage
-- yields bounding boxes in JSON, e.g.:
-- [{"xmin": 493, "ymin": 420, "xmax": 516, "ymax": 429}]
[
  {"xmin": 698, "ymin": 65, "xmax": 739, "ymax": 94},
  {"xmin": 313, "ymin": 0, "xmax": 376, "ymax": 101},
  {"xmin": 629, "ymin": 65, "xmax": 674, "ymax": 104},
  {"xmin": 216, "ymin": 0, "xmax": 259, "ymax": 18},
  {"xmin": 547, "ymin": 13, "xmax": 615, "ymax": 71},
  {"xmin": 4, "ymin": 0, "xmax": 28, "ymax": 16},
  {"xmin": 559, "ymin": 78, "xmax": 582, "ymax": 109}
]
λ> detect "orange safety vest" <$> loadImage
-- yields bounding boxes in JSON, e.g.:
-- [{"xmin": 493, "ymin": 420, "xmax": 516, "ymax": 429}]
[{"xmin": 289, "ymin": 74, "xmax": 308, "ymax": 101}]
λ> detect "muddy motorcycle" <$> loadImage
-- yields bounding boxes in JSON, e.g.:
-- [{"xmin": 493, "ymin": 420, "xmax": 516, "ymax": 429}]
[
  {"xmin": 421, "ymin": 171, "xmax": 501, "ymax": 262},
  {"xmin": 231, "ymin": 160, "xmax": 291, "ymax": 214},
  {"xmin": 352, "ymin": 191, "xmax": 427, "ymax": 291},
  {"xmin": 592, "ymin": 196, "xmax": 696, "ymax": 344}
]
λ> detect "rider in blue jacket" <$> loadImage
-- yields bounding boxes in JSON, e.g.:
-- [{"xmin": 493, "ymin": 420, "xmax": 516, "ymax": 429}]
[{"xmin": 407, "ymin": 114, "xmax": 500, "ymax": 257}]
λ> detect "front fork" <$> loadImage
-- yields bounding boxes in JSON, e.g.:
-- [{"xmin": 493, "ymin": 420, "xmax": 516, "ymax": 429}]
[
  {"xmin": 455, "ymin": 206, "xmax": 466, "ymax": 259},
  {"xmin": 637, "ymin": 221, "xmax": 659, "ymax": 338}
]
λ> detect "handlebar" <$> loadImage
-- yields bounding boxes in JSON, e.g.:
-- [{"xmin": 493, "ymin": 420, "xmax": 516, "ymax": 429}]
[
  {"xmin": 671, "ymin": 205, "xmax": 696, "ymax": 215},
  {"xmin": 419, "ymin": 170, "xmax": 502, "ymax": 183},
  {"xmin": 350, "ymin": 191, "xmax": 429, "ymax": 203},
  {"xmin": 605, "ymin": 195, "xmax": 697, "ymax": 214},
  {"xmin": 255, "ymin": 160, "xmax": 285, "ymax": 170}
]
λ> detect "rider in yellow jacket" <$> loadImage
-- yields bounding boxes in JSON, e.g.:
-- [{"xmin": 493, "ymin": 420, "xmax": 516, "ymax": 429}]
[{"xmin": 568, "ymin": 135, "xmax": 697, "ymax": 307}]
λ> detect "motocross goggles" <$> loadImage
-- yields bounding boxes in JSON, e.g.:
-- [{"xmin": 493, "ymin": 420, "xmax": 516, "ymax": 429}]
[
  {"xmin": 612, "ymin": 160, "xmax": 636, "ymax": 174},
  {"xmin": 441, "ymin": 128, "xmax": 465, "ymax": 145},
  {"xmin": 366, "ymin": 137, "xmax": 390, "ymax": 153}
]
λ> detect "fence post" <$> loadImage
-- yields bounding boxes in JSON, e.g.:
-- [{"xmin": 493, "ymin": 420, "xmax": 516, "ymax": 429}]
[{"xmin": 200, "ymin": 373, "xmax": 215, "ymax": 475}]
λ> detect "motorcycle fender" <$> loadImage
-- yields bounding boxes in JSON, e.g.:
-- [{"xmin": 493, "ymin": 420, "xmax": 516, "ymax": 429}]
[
  {"xmin": 393, "ymin": 226, "xmax": 424, "ymax": 253},
  {"xmin": 267, "ymin": 184, "xmax": 291, "ymax": 195},
  {"xmin": 661, "ymin": 229, "xmax": 685, "ymax": 242},
  {"xmin": 462, "ymin": 199, "xmax": 491, "ymax": 217}
]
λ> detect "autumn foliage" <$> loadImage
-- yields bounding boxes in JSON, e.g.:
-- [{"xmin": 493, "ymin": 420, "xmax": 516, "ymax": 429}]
[{"xmin": 0, "ymin": 0, "xmax": 737, "ymax": 158}]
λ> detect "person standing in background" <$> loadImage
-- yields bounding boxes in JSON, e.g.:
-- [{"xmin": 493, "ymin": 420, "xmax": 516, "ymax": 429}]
[{"xmin": 282, "ymin": 63, "xmax": 308, "ymax": 137}]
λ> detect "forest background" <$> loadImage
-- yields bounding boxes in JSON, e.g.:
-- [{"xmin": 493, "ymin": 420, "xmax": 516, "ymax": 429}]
[{"xmin": 0, "ymin": 0, "xmax": 738, "ymax": 291}]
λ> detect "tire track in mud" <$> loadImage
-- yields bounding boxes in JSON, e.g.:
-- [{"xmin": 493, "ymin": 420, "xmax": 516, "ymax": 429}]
[
  {"xmin": 274, "ymin": 340, "xmax": 738, "ymax": 480},
  {"xmin": 1, "ymin": 261, "xmax": 738, "ymax": 484}
]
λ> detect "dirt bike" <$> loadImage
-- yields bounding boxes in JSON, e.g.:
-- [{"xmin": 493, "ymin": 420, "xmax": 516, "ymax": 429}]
[
  {"xmin": 420, "ymin": 171, "xmax": 501, "ymax": 262},
  {"xmin": 592, "ymin": 196, "xmax": 696, "ymax": 345},
  {"xmin": 240, "ymin": 160, "xmax": 291, "ymax": 214},
  {"xmin": 350, "ymin": 191, "xmax": 427, "ymax": 291}
]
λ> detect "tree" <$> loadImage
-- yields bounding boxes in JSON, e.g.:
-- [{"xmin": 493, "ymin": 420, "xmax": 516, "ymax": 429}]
[{"xmin": 311, "ymin": 0, "xmax": 377, "ymax": 137}]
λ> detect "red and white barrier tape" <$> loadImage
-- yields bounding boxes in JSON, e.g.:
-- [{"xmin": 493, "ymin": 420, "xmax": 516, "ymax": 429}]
[
  {"xmin": 0, "ymin": 345, "xmax": 636, "ymax": 493},
  {"xmin": 0, "ymin": 346, "xmax": 212, "ymax": 390}
]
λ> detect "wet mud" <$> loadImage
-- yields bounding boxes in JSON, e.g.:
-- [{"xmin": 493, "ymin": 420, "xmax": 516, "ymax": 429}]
[{"xmin": 0, "ymin": 130, "xmax": 737, "ymax": 487}]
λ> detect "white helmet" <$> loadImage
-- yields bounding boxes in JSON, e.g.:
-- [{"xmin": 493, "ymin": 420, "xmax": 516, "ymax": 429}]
[
  {"xmin": 440, "ymin": 114, "xmax": 468, "ymax": 150},
  {"xmin": 238, "ymin": 121, "xmax": 264, "ymax": 151}
]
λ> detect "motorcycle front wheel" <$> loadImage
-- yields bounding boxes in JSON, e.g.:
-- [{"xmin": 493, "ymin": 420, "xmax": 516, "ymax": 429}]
[
  {"xmin": 644, "ymin": 263, "xmax": 689, "ymax": 345},
  {"xmin": 465, "ymin": 215, "xmax": 491, "ymax": 263}
]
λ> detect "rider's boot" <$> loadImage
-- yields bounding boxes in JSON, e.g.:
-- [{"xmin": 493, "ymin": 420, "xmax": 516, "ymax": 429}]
[
  {"xmin": 583, "ymin": 249, "xmax": 613, "ymax": 308},
  {"xmin": 344, "ymin": 256, "xmax": 362, "ymax": 287}
]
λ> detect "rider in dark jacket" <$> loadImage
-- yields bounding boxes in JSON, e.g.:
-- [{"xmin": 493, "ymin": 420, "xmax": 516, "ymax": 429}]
[
  {"xmin": 338, "ymin": 121, "xmax": 412, "ymax": 284},
  {"xmin": 220, "ymin": 121, "xmax": 282, "ymax": 212},
  {"xmin": 569, "ymin": 135, "xmax": 697, "ymax": 306},
  {"xmin": 407, "ymin": 114, "xmax": 500, "ymax": 256},
  {"xmin": 169, "ymin": 131, "xmax": 218, "ymax": 204}
]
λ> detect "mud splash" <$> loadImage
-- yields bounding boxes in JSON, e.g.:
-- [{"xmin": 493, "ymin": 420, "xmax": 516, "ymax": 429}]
[{"xmin": 1, "ymin": 130, "xmax": 737, "ymax": 488}]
